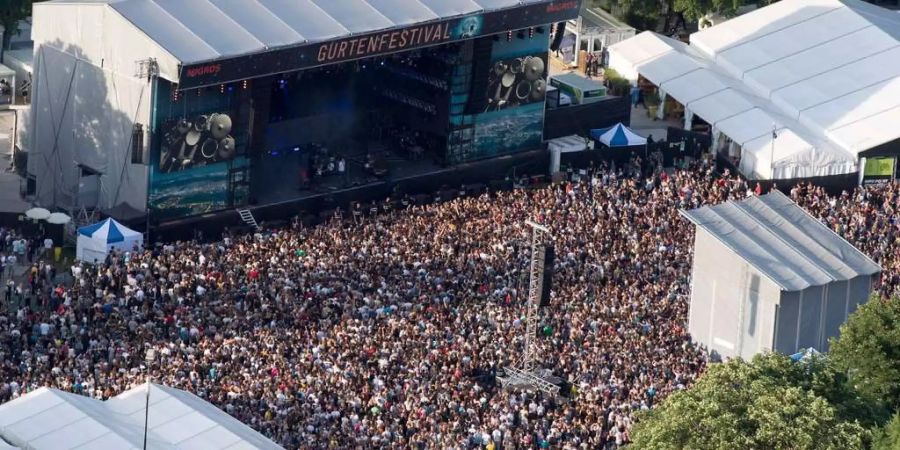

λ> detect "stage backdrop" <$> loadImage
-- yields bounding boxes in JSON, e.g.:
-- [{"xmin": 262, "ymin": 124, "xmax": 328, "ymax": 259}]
[
  {"xmin": 467, "ymin": 36, "xmax": 549, "ymax": 162},
  {"xmin": 149, "ymin": 80, "xmax": 250, "ymax": 219}
]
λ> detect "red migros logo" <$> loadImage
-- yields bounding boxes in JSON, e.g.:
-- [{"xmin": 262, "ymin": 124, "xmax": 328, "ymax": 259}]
[
  {"xmin": 547, "ymin": 1, "xmax": 579, "ymax": 13},
  {"xmin": 185, "ymin": 64, "xmax": 222, "ymax": 78}
]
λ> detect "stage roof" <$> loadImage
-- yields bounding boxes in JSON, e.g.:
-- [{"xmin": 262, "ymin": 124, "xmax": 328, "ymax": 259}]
[
  {"xmin": 36, "ymin": 0, "xmax": 580, "ymax": 87},
  {"xmin": 608, "ymin": 0, "xmax": 900, "ymax": 179},
  {"xmin": 681, "ymin": 190, "xmax": 881, "ymax": 292}
]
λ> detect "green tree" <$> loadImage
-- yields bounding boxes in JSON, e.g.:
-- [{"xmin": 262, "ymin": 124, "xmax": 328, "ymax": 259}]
[
  {"xmin": 829, "ymin": 296, "xmax": 900, "ymax": 413},
  {"xmin": 872, "ymin": 413, "xmax": 900, "ymax": 450},
  {"xmin": 672, "ymin": 0, "xmax": 744, "ymax": 21},
  {"xmin": 629, "ymin": 353, "xmax": 870, "ymax": 450},
  {"xmin": 0, "ymin": 0, "xmax": 42, "ymax": 57}
]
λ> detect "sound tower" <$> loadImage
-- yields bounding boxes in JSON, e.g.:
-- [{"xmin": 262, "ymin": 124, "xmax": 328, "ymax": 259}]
[
  {"xmin": 550, "ymin": 22, "xmax": 567, "ymax": 52},
  {"xmin": 540, "ymin": 245, "xmax": 555, "ymax": 307},
  {"xmin": 465, "ymin": 37, "xmax": 494, "ymax": 115}
]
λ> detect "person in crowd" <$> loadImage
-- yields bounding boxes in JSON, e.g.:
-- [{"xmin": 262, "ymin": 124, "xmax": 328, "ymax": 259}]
[{"xmin": 0, "ymin": 159, "xmax": 896, "ymax": 450}]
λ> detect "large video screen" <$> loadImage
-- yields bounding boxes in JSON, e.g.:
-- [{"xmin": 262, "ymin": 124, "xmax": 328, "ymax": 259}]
[
  {"xmin": 149, "ymin": 81, "xmax": 249, "ymax": 219},
  {"xmin": 471, "ymin": 36, "xmax": 549, "ymax": 158}
]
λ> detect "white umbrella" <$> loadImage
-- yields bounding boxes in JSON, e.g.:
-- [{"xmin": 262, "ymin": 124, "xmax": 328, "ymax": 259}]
[
  {"xmin": 47, "ymin": 212, "xmax": 71, "ymax": 224},
  {"xmin": 25, "ymin": 207, "xmax": 51, "ymax": 220}
]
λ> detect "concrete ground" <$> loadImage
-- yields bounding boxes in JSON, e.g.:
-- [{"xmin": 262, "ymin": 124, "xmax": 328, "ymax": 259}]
[
  {"xmin": 628, "ymin": 104, "xmax": 681, "ymax": 140},
  {"xmin": 0, "ymin": 110, "xmax": 29, "ymax": 214},
  {"xmin": 546, "ymin": 62, "xmax": 682, "ymax": 139}
]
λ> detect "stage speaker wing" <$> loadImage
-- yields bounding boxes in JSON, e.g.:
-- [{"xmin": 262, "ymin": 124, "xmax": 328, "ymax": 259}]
[
  {"xmin": 524, "ymin": 57, "xmax": 545, "ymax": 81},
  {"xmin": 531, "ymin": 79, "xmax": 546, "ymax": 101},
  {"xmin": 209, "ymin": 113, "xmax": 233, "ymax": 140},
  {"xmin": 218, "ymin": 136, "xmax": 237, "ymax": 160}
]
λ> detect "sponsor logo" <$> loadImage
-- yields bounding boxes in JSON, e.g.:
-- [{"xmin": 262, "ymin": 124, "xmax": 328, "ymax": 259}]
[
  {"xmin": 185, "ymin": 64, "xmax": 222, "ymax": 78},
  {"xmin": 547, "ymin": 1, "xmax": 579, "ymax": 13}
]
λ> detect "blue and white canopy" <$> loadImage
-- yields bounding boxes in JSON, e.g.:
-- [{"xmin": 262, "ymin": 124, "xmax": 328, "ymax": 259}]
[
  {"xmin": 590, "ymin": 123, "xmax": 647, "ymax": 148},
  {"xmin": 790, "ymin": 347, "xmax": 822, "ymax": 363},
  {"xmin": 78, "ymin": 218, "xmax": 141, "ymax": 244},
  {"xmin": 76, "ymin": 218, "xmax": 143, "ymax": 263}
]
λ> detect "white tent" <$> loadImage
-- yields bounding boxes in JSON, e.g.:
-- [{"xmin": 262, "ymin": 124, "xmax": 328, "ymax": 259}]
[
  {"xmin": 76, "ymin": 218, "xmax": 143, "ymax": 263},
  {"xmin": 682, "ymin": 191, "xmax": 881, "ymax": 359},
  {"xmin": 0, "ymin": 384, "xmax": 284, "ymax": 450},
  {"xmin": 590, "ymin": 123, "xmax": 647, "ymax": 147},
  {"xmin": 607, "ymin": 0, "xmax": 900, "ymax": 180}
]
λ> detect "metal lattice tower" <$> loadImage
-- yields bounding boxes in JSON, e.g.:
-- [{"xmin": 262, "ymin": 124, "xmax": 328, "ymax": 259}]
[
  {"xmin": 521, "ymin": 220, "xmax": 548, "ymax": 371},
  {"xmin": 497, "ymin": 221, "xmax": 559, "ymax": 397}
]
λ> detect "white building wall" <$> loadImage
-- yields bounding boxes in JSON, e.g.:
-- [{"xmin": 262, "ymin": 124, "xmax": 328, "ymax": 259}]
[
  {"xmin": 689, "ymin": 228, "xmax": 781, "ymax": 359},
  {"xmin": 28, "ymin": 44, "xmax": 151, "ymax": 212},
  {"xmin": 32, "ymin": 3, "xmax": 180, "ymax": 82},
  {"xmin": 26, "ymin": 2, "xmax": 177, "ymax": 213}
]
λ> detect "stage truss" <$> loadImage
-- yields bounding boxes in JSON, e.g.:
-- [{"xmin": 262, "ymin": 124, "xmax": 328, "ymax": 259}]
[{"xmin": 497, "ymin": 220, "xmax": 560, "ymax": 397}]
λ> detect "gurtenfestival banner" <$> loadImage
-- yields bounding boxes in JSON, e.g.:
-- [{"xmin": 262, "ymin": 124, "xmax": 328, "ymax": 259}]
[{"xmin": 178, "ymin": 0, "xmax": 581, "ymax": 89}]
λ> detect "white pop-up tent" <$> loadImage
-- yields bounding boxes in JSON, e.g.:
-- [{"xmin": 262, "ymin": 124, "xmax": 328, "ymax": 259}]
[{"xmin": 76, "ymin": 218, "xmax": 143, "ymax": 263}]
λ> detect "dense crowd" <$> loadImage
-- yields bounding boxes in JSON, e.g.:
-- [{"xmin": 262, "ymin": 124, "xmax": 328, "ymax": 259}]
[{"xmin": 0, "ymin": 158, "xmax": 897, "ymax": 449}]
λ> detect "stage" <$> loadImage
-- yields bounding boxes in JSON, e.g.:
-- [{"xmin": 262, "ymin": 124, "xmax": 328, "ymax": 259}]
[
  {"xmin": 27, "ymin": 0, "xmax": 583, "ymax": 230},
  {"xmin": 151, "ymin": 148, "xmax": 549, "ymax": 242}
]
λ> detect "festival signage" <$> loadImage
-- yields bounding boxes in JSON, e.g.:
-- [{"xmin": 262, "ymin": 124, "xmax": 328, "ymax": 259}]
[
  {"xmin": 178, "ymin": 0, "xmax": 582, "ymax": 89},
  {"xmin": 863, "ymin": 156, "xmax": 896, "ymax": 184}
]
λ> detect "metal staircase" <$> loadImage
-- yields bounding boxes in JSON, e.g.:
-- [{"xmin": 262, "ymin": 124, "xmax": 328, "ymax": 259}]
[{"xmin": 236, "ymin": 208, "xmax": 260, "ymax": 230}]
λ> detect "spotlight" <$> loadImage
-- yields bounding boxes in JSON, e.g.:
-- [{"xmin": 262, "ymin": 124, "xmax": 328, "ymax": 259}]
[
  {"xmin": 242, "ymin": 80, "xmax": 249, "ymax": 90},
  {"xmin": 219, "ymin": 84, "xmax": 225, "ymax": 94},
  {"xmin": 529, "ymin": 27, "xmax": 535, "ymax": 38},
  {"xmin": 507, "ymin": 30, "xmax": 512, "ymax": 41}
]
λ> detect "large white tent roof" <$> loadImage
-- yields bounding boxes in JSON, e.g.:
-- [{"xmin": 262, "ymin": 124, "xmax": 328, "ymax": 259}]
[
  {"xmin": 608, "ymin": 0, "xmax": 900, "ymax": 179},
  {"xmin": 39, "ymin": 0, "xmax": 546, "ymax": 66},
  {"xmin": 0, "ymin": 384, "xmax": 283, "ymax": 450},
  {"xmin": 682, "ymin": 191, "xmax": 881, "ymax": 292}
]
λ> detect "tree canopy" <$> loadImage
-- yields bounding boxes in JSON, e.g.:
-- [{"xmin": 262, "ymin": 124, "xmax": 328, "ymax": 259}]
[
  {"xmin": 872, "ymin": 413, "xmax": 900, "ymax": 450},
  {"xmin": 0, "ymin": 0, "xmax": 40, "ymax": 50},
  {"xmin": 829, "ymin": 297, "xmax": 900, "ymax": 413},
  {"xmin": 629, "ymin": 353, "xmax": 870, "ymax": 450}
]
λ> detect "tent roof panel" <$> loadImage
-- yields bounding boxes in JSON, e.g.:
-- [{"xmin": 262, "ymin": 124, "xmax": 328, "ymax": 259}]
[
  {"xmin": 686, "ymin": 88, "xmax": 756, "ymax": 124},
  {"xmin": 44, "ymin": 0, "xmax": 556, "ymax": 65},
  {"xmin": 826, "ymin": 104, "xmax": 900, "ymax": 152},
  {"xmin": 309, "ymin": 0, "xmax": 394, "ymax": 35},
  {"xmin": 207, "ymin": 0, "xmax": 306, "ymax": 47},
  {"xmin": 661, "ymin": 69, "xmax": 733, "ymax": 104},
  {"xmin": 801, "ymin": 76, "xmax": 900, "ymax": 132},
  {"xmin": 364, "ymin": 0, "xmax": 440, "ymax": 26},
  {"xmin": 682, "ymin": 191, "xmax": 880, "ymax": 291},
  {"xmin": 743, "ymin": 26, "xmax": 895, "ymax": 96},
  {"xmin": 635, "ymin": 51, "xmax": 702, "ymax": 85},
  {"xmin": 770, "ymin": 46, "xmax": 900, "ymax": 118},
  {"xmin": 0, "ymin": 384, "xmax": 282, "ymax": 450},
  {"xmin": 690, "ymin": 0, "xmax": 843, "ymax": 56},
  {"xmin": 714, "ymin": 107, "xmax": 783, "ymax": 145},
  {"xmin": 417, "ymin": 0, "xmax": 482, "ymax": 17},
  {"xmin": 716, "ymin": 5, "xmax": 872, "ymax": 74},
  {"xmin": 254, "ymin": 0, "xmax": 348, "ymax": 43},
  {"xmin": 151, "ymin": 0, "xmax": 267, "ymax": 56},
  {"xmin": 109, "ymin": 0, "xmax": 221, "ymax": 63}
]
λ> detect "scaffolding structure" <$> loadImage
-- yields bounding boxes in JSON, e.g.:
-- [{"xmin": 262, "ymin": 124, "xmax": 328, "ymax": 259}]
[{"xmin": 498, "ymin": 220, "xmax": 560, "ymax": 396}]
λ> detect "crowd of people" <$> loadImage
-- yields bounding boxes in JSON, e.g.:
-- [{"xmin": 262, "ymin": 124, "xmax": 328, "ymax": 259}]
[{"xmin": 0, "ymin": 157, "xmax": 897, "ymax": 449}]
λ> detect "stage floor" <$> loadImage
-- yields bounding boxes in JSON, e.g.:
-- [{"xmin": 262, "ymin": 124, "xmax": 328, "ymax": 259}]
[
  {"xmin": 254, "ymin": 146, "xmax": 445, "ymax": 207},
  {"xmin": 153, "ymin": 148, "xmax": 548, "ymax": 241}
]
